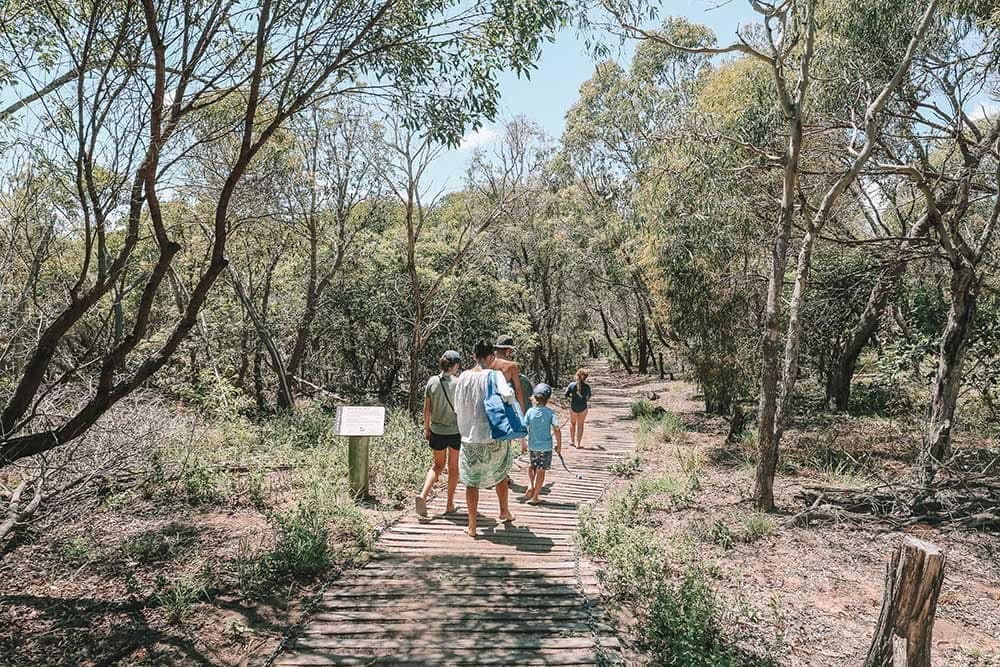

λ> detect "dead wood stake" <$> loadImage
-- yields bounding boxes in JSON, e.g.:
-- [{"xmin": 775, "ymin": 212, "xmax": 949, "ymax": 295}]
[{"xmin": 864, "ymin": 536, "xmax": 945, "ymax": 667}]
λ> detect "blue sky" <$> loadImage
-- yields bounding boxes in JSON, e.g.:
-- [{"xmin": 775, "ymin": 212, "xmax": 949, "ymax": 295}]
[{"xmin": 426, "ymin": 0, "xmax": 760, "ymax": 190}]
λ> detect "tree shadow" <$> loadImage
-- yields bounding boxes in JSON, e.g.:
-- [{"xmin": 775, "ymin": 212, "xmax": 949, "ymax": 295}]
[
  {"xmin": 276, "ymin": 553, "xmax": 622, "ymax": 664},
  {"xmin": 0, "ymin": 592, "xmax": 214, "ymax": 664}
]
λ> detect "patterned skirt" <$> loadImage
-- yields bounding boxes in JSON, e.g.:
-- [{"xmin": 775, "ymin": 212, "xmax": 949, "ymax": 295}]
[{"xmin": 459, "ymin": 440, "xmax": 513, "ymax": 489}]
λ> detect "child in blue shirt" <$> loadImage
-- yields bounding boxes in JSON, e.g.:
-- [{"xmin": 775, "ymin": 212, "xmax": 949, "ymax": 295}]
[{"xmin": 523, "ymin": 383, "xmax": 562, "ymax": 505}]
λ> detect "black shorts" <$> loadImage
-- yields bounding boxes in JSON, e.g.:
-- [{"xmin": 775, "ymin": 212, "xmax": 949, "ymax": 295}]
[{"xmin": 429, "ymin": 433, "xmax": 461, "ymax": 451}]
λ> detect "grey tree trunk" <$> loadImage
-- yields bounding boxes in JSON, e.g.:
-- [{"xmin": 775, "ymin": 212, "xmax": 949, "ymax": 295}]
[{"xmin": 921, "ymin": 264, "xmax": 979, "ymax": 484}]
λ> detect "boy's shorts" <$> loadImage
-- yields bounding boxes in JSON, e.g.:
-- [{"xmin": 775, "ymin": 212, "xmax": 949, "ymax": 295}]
[{"xmin": 529, "ymin": 450, "xmax": 552, "ymax": 470}]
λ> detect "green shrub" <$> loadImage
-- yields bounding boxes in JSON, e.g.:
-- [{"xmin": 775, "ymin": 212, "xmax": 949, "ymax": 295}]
[
  {"xmin": 741, "ymin": 513, "xmax": 775, "ymax": 543},
  {"xmin": 798, "ymin": 444, "xmax": 875, "ymax": 486},
  {"xmin": 266, "ymin": 502, "xmax": 331, "ymax": 578},
  {"xmin": 708, "ymin": 520, "xmax": 736, "ymax": 550},
  {"xmin": 262, "ymin": 403, "xmax": 335, "ymax": 450},
  {"xmin": 579, "ymin": 479, "xmax": 777, "ymax": 665},
  {"xmin": 56, "ymin": 536, "xmax": 95, "ymax": 565},
  {"xmin": 153, "ymin": 569, "xmax": 212, "ymax": 624},
  {"xmin": 368, "ymin": 409, "xmax": 426, "ymax": 505},
  {"xmin": 179, "ymin": 460, "xmax": 230, "ymax": 504},
  {"xmin": 637, "ymin": 411, "xmax": 687, "ymax": 451},
  {"xmin": 121, "ymin": 523, "xmax": 197, "ymax": 563},
  {"xmin": 643, "ymin": 570, "xmax": 775, "ymax": 666},
  {"xmin": 609, "ymin": 452, "xmax": 642, "ymax": 478},
  {"xmin": 631, "ymin": 399, "xmax": 659, "ymax": 419}
]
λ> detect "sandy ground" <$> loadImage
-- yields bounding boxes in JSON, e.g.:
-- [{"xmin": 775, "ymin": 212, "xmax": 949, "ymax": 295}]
[{"xmin": 602, "ymin": 370, "xmax": 1000, "ymax": 666}]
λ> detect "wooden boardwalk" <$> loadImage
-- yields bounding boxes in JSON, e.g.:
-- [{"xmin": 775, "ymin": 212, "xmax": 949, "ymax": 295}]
[{"xmin": 273, "ymin": 363, "xmax": 635, "ymax": 665}]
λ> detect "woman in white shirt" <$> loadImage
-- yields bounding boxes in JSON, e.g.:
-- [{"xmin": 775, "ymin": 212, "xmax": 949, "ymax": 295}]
[{"xmin": 454, "ymin": 339, "xmax": 517, "ymax": 537}]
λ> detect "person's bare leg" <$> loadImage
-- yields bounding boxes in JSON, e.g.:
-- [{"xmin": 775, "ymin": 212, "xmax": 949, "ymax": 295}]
[
  {"xmin": 575, "ymin": 409, "xmax": 588, "ymax": 448},
  {"xmin": 419, "ymin": 449, "xmax": 446, "ymax": 500},
  {"xmin": 416, "ymin": 449, "xmax": 445, "ymax": 516},
  {"xmin": 466, "ymin": 486, "xmax": 479, "ymax": 536},
  {"xmin": 496, "ymin": 478, "xmax": 514, "ymax": 522},
  {"xmin": 526, "ymin": 465, "xmax": 536, "ymax": 497},
  {"xmin": 446, "ymin": 448, "xmax": 459, "ymax": 513},
  {"xmin": 569, "ymin": 413, "xmax": 579, "ymax": 447},
  {"xmin": 530, "ymin": 468, "xmax": 546, "ymax": 503}
]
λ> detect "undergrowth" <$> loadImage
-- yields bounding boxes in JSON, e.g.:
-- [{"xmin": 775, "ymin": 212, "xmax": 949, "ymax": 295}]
[{"xmin": 578, "ymin": 472, "xmax": 778, "ymax": 665}]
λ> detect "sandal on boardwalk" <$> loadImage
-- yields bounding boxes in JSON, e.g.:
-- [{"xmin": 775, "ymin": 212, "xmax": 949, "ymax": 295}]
[{"xmin": 415, "ymin": 496, "xmax": 428, "ymax": 517}]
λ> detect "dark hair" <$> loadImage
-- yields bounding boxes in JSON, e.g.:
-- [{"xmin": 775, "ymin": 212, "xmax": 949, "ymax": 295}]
[
  {"xmin": 473, "ymin": 339, "xmax": 494, "ymax": 361},
  {"xmin": 439, "ymin": 356, "xmax": 457, "ymax": 372}
]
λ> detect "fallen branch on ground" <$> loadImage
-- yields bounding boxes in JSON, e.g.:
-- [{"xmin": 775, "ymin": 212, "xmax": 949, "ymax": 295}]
[
  {"xmin": 0, "ymin": 476, "xmax": 44, "ymax": 541},
  {"xmin": 795, "ymin": 471, "xmax": 1000, "ymax": 530}
]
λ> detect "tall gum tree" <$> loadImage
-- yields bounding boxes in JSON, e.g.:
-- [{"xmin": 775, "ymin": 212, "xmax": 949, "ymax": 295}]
[
  {"xmin": 597, "ymin": 0, "xmax": 939, "ymax": 509},
  {"xmin": 0, "ymin": 0, "xmax": 571, "ymax": 467}
]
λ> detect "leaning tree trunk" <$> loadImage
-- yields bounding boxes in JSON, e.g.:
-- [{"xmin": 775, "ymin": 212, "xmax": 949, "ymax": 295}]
[
  {"xmin": 599, "ymin": 307, "xmax": 633, "ymax": 374},
  {"xmin": 637, "ymin": 297, "xmax": 650, "ymax": 375},
  {"xmin": 865, "ymin": 537, "xmax": 945, "ymax": 667},
  {"xmin": 827, "ymin": 213, "xmax": 932, "ymax": 410},
  {"xmin": 922, "ymin": 264, "xmax": 978, "ymax": 484}
]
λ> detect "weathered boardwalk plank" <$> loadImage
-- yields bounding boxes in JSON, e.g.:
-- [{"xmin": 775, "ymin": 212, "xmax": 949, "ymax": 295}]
[{"xmin": 272, "ymin": 362, "xmax": 634, "ymax": 666}]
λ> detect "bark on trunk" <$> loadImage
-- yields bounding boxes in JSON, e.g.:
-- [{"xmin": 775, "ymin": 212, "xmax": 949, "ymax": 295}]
[
  {"xmin": 921, "ymin": 264, "xmax": 978, "ymax": 484},
  {"xmin": 599, "ymin": 307, "xmax": 633, "ymax": 374},
  {"xmin": 637, "ymin": 295, "xmax": 650, "ymax": 375},
  {"xmin": 754, "ymin": 115, "xmax": 802, "ymax": 512},
  {"xmin": 865, "ymin": 537, "xmax": 945, "ymax": 667}
]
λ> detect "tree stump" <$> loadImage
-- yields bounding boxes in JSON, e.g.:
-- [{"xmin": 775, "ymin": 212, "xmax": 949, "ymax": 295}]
[{"xmin": 864, "ymin": 537, "xmax": 946, "ymax": 667}]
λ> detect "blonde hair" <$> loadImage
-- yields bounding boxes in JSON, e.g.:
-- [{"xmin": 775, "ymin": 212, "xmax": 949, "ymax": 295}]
[{"xmin": 576, "ymin": 368, "xmax": 589, "ymax": 384}]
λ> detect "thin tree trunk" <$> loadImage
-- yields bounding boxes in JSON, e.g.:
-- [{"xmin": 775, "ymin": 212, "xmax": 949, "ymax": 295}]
[
  {"xmin": 599, "ymin": 307, "xmax": 632, "ymax": 374},
  {"xmin": 227, "ymin": 267, "xmax": 295, "ymax": 411},
  {"xmin": 754, "ymin": 116, "xmax": 801, "ymax": 512},
  {"xmin": 637, "ymin": 292, "xmax": 650, "ymax": 375},
  {"xmin": 922, "ymin": 264, "xmax": 978, "ymax": 484}
]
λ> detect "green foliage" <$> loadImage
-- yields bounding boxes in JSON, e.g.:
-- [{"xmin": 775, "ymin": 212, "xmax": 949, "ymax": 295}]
[
  {"xmin": 121, "ymin": 524, "xmax": 198, "ymax": 564},
  {"xmin": 630, "ymin": 399, "xmax": 659, "ymax": 418},
  {"xmin": 368, "ymin": 410, "xmax": 427, "ymax": 506},
  {"xmin": 229, "ymin": 498, "xmax": 374, "ymax": 594},
  {"xmin": 636, "ymin": 410, "xmax": 687, "ymax": 451},
  {"xmin": 56, "ymin": 536, "xmax": 95, "ymax": 566},
  {"xmin": 701, "ymin": 513, "xmax": 774, "ymax": 550},
  {"xmin": 578, "ymin": 478, "xmax": 776, "ymax": 665},
  {"xmin": 178, "ymin": 460, "xmax": 231, "ymax": 505},
  {"xmin": 267, "ymin": 503, "xmax": 332, "ymax": 578},
  {"xmin": 796, "ymin": 443, "xmax": 876, "ymax": 486},
  {"xmin": 643, "ymin": 570, "xmax": 777, "ymax": 667},
  {"xmin": 609, "ymin": 452, "xmax": 642, "ymax": 477},
  {"xmin": 153, "ymin": 569, "xmax": 212, "ymax": 625}
]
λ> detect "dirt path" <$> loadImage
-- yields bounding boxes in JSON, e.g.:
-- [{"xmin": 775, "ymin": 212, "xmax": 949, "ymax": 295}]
[{"xmin": 270, "ymin": 361, "xmax": 635, "ymax": 665}]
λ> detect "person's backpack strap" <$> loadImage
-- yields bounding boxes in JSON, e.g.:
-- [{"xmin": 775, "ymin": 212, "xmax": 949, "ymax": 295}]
[{"xmin": 439, "ymin": 373, "xmax": 456, "ymax": 414}]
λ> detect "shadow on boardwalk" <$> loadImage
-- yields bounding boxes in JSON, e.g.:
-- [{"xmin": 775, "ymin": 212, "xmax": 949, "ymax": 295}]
[{"xmin": 273, "ymin": 361, "xmax": 633, "ymax": 666}]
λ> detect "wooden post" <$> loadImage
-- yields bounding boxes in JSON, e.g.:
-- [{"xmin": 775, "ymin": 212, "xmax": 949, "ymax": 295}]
[
  {"xmin": 865, "ymin": 536, "xmax": 946, "ymax": 667},
  {"xmin": 348, "ymin": 435, "xmax": 371, "ymax": 499}
]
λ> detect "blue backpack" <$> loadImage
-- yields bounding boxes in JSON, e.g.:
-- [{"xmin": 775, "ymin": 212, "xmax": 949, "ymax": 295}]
[{"xmin": 484, "ymin": 371, "xmax": 528, "ymax": 441}]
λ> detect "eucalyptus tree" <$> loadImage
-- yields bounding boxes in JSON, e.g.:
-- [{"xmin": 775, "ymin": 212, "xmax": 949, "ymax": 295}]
[
  {"xmin": 561, "ymin": 27, "xmax": 714, "ymax": 375},
  {"xmin": 879, "ymin": 32, "xmax": 1000, "ymax": 483},
  {"xmin": 385, "ymin": 116, "xmax": 551, "ymax": 416},
  {"xmin": 597, "ymin": 0, "xmax": 939, "ymax": 509},
  {"xmin": 0, "ymin": 0, "xmax": 571, "ymax": 467}
]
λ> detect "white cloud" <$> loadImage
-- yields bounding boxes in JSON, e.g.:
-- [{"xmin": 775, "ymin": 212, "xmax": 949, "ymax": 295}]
[{"xmin": 458, "ymin": 126, "xmax": 499, "ymax": 150}]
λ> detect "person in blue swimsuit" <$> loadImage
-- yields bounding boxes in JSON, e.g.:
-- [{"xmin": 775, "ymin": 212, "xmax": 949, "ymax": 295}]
[{"xmin": 564, "ymin": 368, "xmax": 592, "ymax": 448}]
